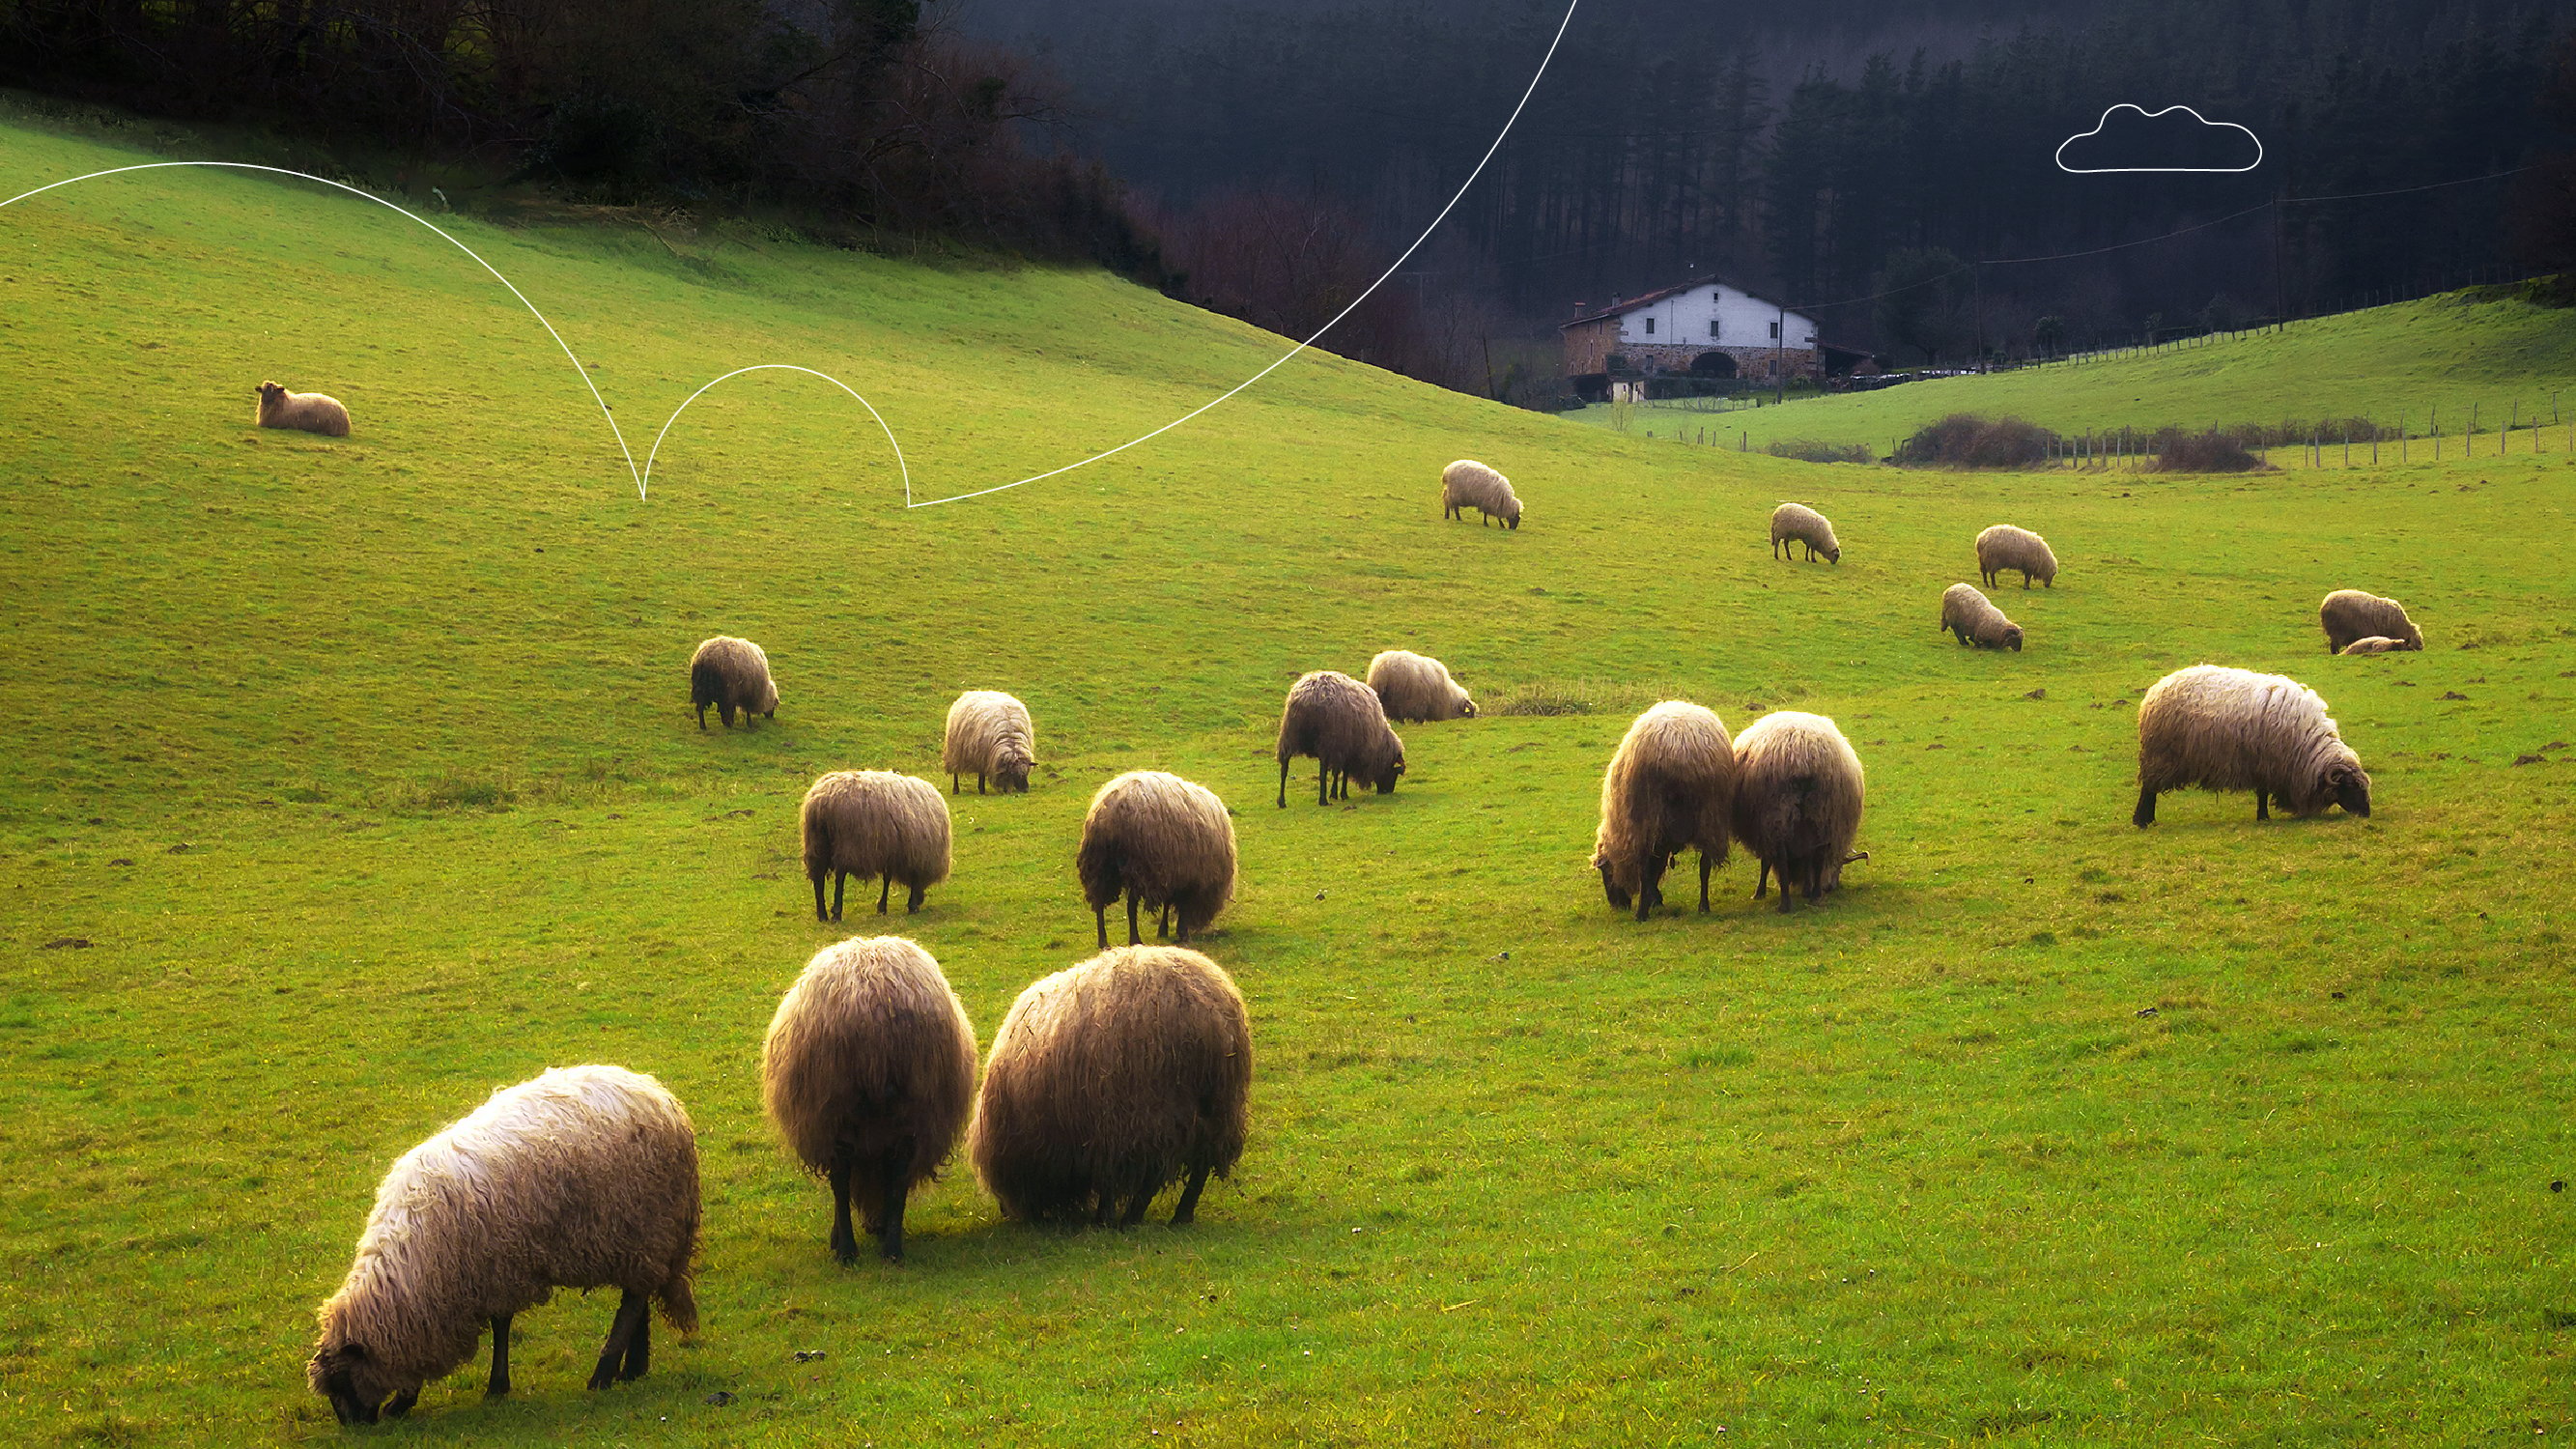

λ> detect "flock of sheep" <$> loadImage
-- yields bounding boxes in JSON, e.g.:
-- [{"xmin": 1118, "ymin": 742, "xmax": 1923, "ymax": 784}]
[{"xmin": 302, "ymin": 453, "xmax": 2421, "ymax": 1425}]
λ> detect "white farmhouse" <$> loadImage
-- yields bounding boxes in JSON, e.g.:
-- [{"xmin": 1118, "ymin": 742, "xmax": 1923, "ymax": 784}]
[{"xmin": 1561, "ymin": 277, "xmax": 1868, "ymax": 400}]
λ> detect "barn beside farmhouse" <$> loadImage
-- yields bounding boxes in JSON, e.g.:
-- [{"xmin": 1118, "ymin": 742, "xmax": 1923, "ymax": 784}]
[{"xmin": 1561, "ymin": 279, "xmax": 1876, "ymax": 401}]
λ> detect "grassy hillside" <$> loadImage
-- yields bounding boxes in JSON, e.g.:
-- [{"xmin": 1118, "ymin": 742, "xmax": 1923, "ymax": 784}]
[
  {"xmin": 1576, "ymin": 296, "xmax": 2576, "ymax": 457},
  {"xmin": 6, "ymin": 114, "xmax": 2576, "ymax": 1448}
]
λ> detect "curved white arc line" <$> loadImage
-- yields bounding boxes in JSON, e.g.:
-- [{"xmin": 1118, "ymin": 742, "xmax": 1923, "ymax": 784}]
[
  {"xmin": 2055, "ymin": 103, "xmax": 2263, "ymax": 174},
  {"xmin": 1, "ymin": 160, "xmax": 649, "ymax": 497},
  {"xmin": 902, "ymin": 0, "xmax": 1583, "ymax": 508},
  {"xmin": 642, "ymin": 364, "xmax": 910, "ymax": 504}
]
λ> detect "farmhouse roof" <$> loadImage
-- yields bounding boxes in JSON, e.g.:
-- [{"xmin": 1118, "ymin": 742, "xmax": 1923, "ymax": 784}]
[{"xmin": 1561, "ymin": 277, "xmax": 1798, "ymax": 328}]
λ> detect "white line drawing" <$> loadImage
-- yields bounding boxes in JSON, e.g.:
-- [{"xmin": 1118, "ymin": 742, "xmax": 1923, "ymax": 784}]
[
  {"xmin": 0, "ymin": 0, "xmax": 1579, "ymax": 508},
  {"xmin": 2055, "ymin": 103, "xmax": 2262, "ymax": 174}
]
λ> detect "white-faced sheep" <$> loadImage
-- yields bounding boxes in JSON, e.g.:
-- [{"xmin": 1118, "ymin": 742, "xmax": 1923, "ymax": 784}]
[
  {"xmin": 1731, "ymin": 711, "xmax": 1869, "ymax": 913},
  {"xmin": 801, "ymin": 770, "xmax": 952, "ymax": 920},
  {"xmin": 1077, "ymin": 771, "xmax": 1237, "ymax": 949},
  {"xmin": 761, "ymin": 936, "xmax": 977, "ymax": 1264},
  {"xmin": 306, "ymin": 1065, "xmax": 699, "ymax": 1424},
  {"xmin": 2132, "ymin": 665, "xmax": 2371, "ymax": 826},
  {"xmin": 1975, "ymin": 524, "xmax": 2058, "ymax": 588},
  {"xmin": 1276, "ymin": 669, "xmax": 1406, "ymax": 807},
  {"xmin": 942, "ymin": 691, "xmax": 1035, "ymax": 794},
  {"xmin": 1441, "ymin": 459, "xmax": 1523, "ymax": 529},
  {"xmin": 2339, "ymin": 636, "xmax": 2406, "ymax": 656},
  {"xmin": 689, "ymin": 637, "xmax": 779, "ymax": 729},
  {"xmin": 969, "ymin": 946, "xmax": 1251, "ymax": 1228},
  {"xmin": 1366, "ymin": 649, "xmax": 1478, "ymax": 723},
  {"xmin": 258, "ymin": 380, "xmax": 351, "ymax": 438},
  {"xmin": 1769, "ymin": 502, "xmax": 1841, "ymax": 563},
  {"xmin": 1591, "ymin": 701, "xmax": 1737, "ymax": 920},
  {"xmin": 1940, "ymin": 582, "xmax": 2024, "ymax": 651},
  {"xmin": 2319, "ymin": 590, "xmax": 2422, "ymax": 654}
]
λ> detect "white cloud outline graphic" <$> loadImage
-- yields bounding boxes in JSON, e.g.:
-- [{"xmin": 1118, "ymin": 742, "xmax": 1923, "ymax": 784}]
[{"xmin": 2056, "ymin": 103, "xmax": 2263, "ymax": 174}]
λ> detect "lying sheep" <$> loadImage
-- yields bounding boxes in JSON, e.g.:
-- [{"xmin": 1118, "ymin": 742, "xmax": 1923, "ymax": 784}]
[
  {"xmin": 1441, "ymin": 459, "xmax": 1523, "ymax": 529},
  {"xmin": 1769, "ymin": 502, "xmax": 1841, "ymax": 563},
  {"xmin": 2133, "ymin": 664, "xmax": 2371, "ymax": 826},
  {"xmin": 1367, "ymin": 649, "xmax": 1478, "ymax": 723},
  {"xmin": 1974, "ymin": 524, "xmax": 2057, "ymax": 588},
  {"xmin": 969, "ymin": 946, "xmax": 1251, "ymax": 1228},
  {"xmin": 801, "ymin": 771, "xmax": 952, "ymax": 920},
  {"xmin": 690, "ymin": 637, "xmax": 779, "ymax": 729},
  {"xmin": 762, "ymin": 936, "xmax": 977, "ymax": 1264},
  {"xmin": 1276, "ymin": 669, "xmax": 1405, "ymax": 807},
  {"xmin": 1940, "ymin": 582, "xmax": 2024, "ymax": 651},
  {"xmin": 942, "ymin": 691, "xmax": 1035, "ymax": 793},
  {"xmin": 258, "ymin": 380, "xmax": 352, "ymax": 438},
  {"xmin": 307, "ymin": 1065, "xmax": 699, "ymax": 1424},
  {"xmin": 2319, "ymin": 590, "xmax": 2422, "ymax": 654},
  {"xmin": 1731, "ymin": 712, "xmax": 1868, "ymax": 913},
  {"xmin": 1077, "ymin": 771, "xmax": 1236, "ymax": 949},
  {"xmin": 1591, "ymin": 701, "xmax": 1737, "ymax": 919},
  {"xmin": 2339, "ymin": 636, "xmax": 2406, "ymax": 656}
]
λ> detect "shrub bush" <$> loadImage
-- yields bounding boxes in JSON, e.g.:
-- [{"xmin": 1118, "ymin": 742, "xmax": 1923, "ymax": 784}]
[{"xmin": 1894, "ymin": 413, "xmax": 2059, "ymax": 469}]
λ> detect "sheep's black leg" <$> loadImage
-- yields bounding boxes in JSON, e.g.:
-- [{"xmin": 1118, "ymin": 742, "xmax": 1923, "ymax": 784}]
[
  {"xmin": 1633, "ymin": 846, "xmax": 1656, "ymax": 921},
  {"xmin": 695, "ymin": 703, "xmax": 708, "ymax": 730},
  {"xmin": 1095, "ymin": 904, "xmax": 1111, "ymax": 951},
  {"xmin": 1127, "ymin": 891, "xmax": 1142, "ymax": 946},
  {"xmin": 977, "ymin": 774, "xmax": 987, "ymax": 795},
  {"xmin": 384, "ymin": 1390, "xmax": 418, "ymax": 1419},
  {"xmin": 875, "ymin": 1143, "xmax": 912, "ymax": 1263},
  {"xmin": 1173, "ymin": 1165, "xmax": 1210, "ymax": 1225},
  {"xmin": 1699, "ymin": 854, "xmax": 1713, "ymax": 912},
  {"xmin": 586, "ymin": 1290, "xmax": 647, "ymax": 1390},
  {"xmin": 1776, "ymin": 873, "xmax": 1798, "ymax": 913},
  {"xmin": 2254, "ymin": 790, "xmax": 2270, "ymax": 821},
  {"xmin": 1277, "ymin": 758, "xmax": 1289, "ymax": 809},
  {"xmin": 812, "ymin": 870, "xmax": 830, "ymax": 923},
  {"xmin": 1120, "ymin": 1190, "xmax": 1151, "ymax": 1227},
  {"xmin": 2133, "ymin": 783, "xmax": 2159, "ymax": 828},
  {"xmin": 487, "ymin": 1314, "xmax": 513, "ymax": 1397},
  {"xmin": 1157, "ymin": 903, "xmax": 1172, "ymax": 940},
  {"xmin": 832, "ymin": 871, "xmax": 847, "ymax": 921},
  {"xmin": 951, "ymin": 774, "xmax": 960, "ymax": 794},
  {"xmin": 905, "ymin": 883, "xmax": 925, "ymax": 913},
  {"xmin": 618, "ymin": 1310, "xmax": 650, "ymax": 1381},
  {"xmin": 1753, "ymin": 860, "xmax": 1770, "ymax": 898},
  {"xmin": 877, "ymin": 875, "xmax": 892, "ymax": 914},
  {"xmin": 1317, "ymin": 762, "xmax": 1329, "ymax": 807},
  {"xmin": 720, "ymin": 701, "xmax": 737, "ymax": 727},
  {"xmin": 828, "ymin": 1154, "xmax": 858, "ymax": 1263}
]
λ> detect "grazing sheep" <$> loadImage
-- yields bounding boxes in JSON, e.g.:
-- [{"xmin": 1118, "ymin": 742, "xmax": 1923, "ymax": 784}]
[
  {"xmin": 761, "ymin": 936, "xmax": 977, "ymax": 1264},
  {"xmin": 689, "ymin": 637, "xmax": 779, "ymax": 729},
  {"xmin": 1366, "ymin": 649, "xmax": 1478, "ymax": 723},
  {"xmin": 1974, "ymin": 524, "xmax": 2058, "ymax": 588},
  {"xmin": 942, "ymin": 691, "xmax": 1035, "ymax": 794},
  {"xmin": 1441, "ymin": 459, "xmax": 1523, "ymax": 529},
  {"xmin": 1591, "ymin": 701, "xmax": 1737, "ymax": 920},
  {"xmin": 801, "ymin": 771, "xmax": 952, "ymax": 920},
  {"xmin": 1769, "ymin": 502, "xmax": 1841, "ymax": 563},
  {"xmin": 1940, "ymin": 582, "xmax": 2024, "ymax": 651},
  {"xmin": 1275, "ymin": 670, "xmax": 1406, "ymax": 808},
  {"xmin": 1077, "ymin": 771, "xmax": 1237, "ymax": 949},
  {"xmin": 257, "ymin": 380, "xmax": 352, "ymax": 438},
  {"xmin": 2339, "ymin": 636, "xmax": 2406, "ymax": 656},
  {"xmin": 1731, "ymin": 712, "xmax": 1868, "ymax": 913},
  {"xmin": 2319, "ymin": 590, "xmax": 2422, "ymax": 654},
  {"xmin": 969, "ymin": 946, "xmax": 1251, "ymax": 1228},
  {"xmin": 306, "ymin": 1065, "xmax": 699, "ymax": 1425},
  {"xmin": 2132, "ymin": 665, "xmax": 2371, "ymax": 826}
]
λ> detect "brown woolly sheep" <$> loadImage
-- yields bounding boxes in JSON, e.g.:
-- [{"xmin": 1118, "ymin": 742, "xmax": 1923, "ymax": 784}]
[
  {"xmin": 1276, "ymin": 669, "xmax": 1406, "ymax": 807},
  {"xmin": 1366, "ymin": 649, "xmax": 1478, "ymax": 722},
  {"xmin": 1441, "ymin": 459, "xmax": 1523, "ymax": 528},
  {"xmin": 689, "ymin": 637, "xmax": 778, "ymax": 729},
  {"xmin": 2133, "ymin": 665, "xmax": 2370, "ymax": 826},
  {"xmin": 2338, "ymin": 636, "xmax": 2406, "ymax": 656},
  {"xmin": 1974, "ymin": 524, "xmax": 2058, "ymax": 588},
  {"xmin": 257, "ymin": 380, "xmax": 352, "ymax": 438},
  {"xmin": 1591, "ymin": 701, "xmax": 1737, "ymax": 920},
  {"xmin": 2319, "ymin": 590, "xmax": 2422, "ymax": 654},
  {"xmin": 969, "ymin": 946, "xmax": 1251, "ymax": 1228},
  {"xmin": 307, "ymin": 1065, "xmax": 699, "ymax": 1424},
  {"xmin": 1731, "ymin": 711, "xmax": 1869, "ymax": 913},
  {"xmin": 801, "ymin": 771, "xmax": 952, "ymax": 920},
  {"xmin": 1769, "ymin": 502, "xmax": 1841, "ymax": 563},
  {"xmin": 943, "ymin": 691, "xmax": 1035, "ymax": 793},
  {"xmin": 761, "ymin": 936, "xmax": 977, "ymax": 1264},
  {"xmin": 1940, "ymin": 582, "xmax": 2024, "ymax": 651},
  {"xmin": 1077, "ymin": 771, "xmax": 1237, "ymax": 949}
]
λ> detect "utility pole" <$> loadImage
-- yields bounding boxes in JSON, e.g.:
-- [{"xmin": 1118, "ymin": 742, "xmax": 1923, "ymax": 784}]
[
  {"xmin": 2272, "ymin": 194, "xmax": 2287, "ymax": 325},
  {"xmin": 1774, "ymin": 299, "xmax": 1786, "ymax": 405},
  {"xmin": 1972, "ymin": 263, "xmax": 1985, "ymax": 370}
]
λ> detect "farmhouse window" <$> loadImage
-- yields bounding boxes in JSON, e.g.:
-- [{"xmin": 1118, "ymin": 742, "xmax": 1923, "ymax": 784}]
[
  {"xmin": 1644, "ymin": 317, "xmax": 1655, "ymax": 334},
  {"xmin": 1769, "ymin": 320, "xmax": 1781, "ymax": 338},
  {"xmin": 1709, "ymin": 320, "xmax": 1721, "ymax": 338}
]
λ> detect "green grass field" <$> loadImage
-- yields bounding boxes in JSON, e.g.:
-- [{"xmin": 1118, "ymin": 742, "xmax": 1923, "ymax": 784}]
[
  {"xmin": 6, "ymin": 113, "xmax": 2576, "ymax": 1446},
  {"xmin": 1575, "ymin": 295, "xmax": 2576, "ymax": 460}
]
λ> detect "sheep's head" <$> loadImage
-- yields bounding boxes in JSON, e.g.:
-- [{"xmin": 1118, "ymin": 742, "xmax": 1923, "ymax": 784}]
[
  {"xmin": 1370, "ymin": 745, "xmax": 1407, "ymax": 795},
  {"xmin": 756, "ymin": 678, "xmax": 780, "ymax": 715},
  {"xmin": 2323, "ymin": 760, "xmax": 2372, "ymax": 817},
  {"xmin": 2002, "ymin": 625, "xmax": 2024, "ymax": 652},
  {"xmin": 1504, "ymin": 502, "xmax": 1523, "ymax": 530},
  {"xmin": 1596, "ymin": 859, "xmax": 1630, "ymax": 910},
  {"xmin": 1826, "ymin": 545, "xmax": 1842, "ymax": 563},
  {"xmin": 1457, "ymin": 694, "xmax": 1479, "ymax": 719},
  {"xmin": 258, "ymin": 381, "xmax": 286, "ymax": 406},
  {"xmin": 994, "ymin": 748, "xmax": 1033, "ymax": 793},
  {"xmin": 309, "ymin": 1341, "xmax": 410, "ymax": 1425}
]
